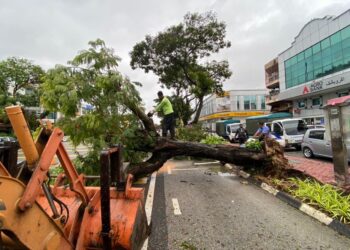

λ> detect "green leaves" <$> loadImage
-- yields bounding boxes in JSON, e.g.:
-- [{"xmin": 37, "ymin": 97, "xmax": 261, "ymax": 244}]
[
  {"xmin": 0, "ymin": 57, "xmax": 44, "ymax": 108},
  {"xmin": 289, "ymin": 178, "xmax": 350, "ymax": 224},
  {"xmin": 245, "ymin": 139, "xmax": 263, "ymax": 152},
  {"xmin": 41, "ymin": 39, "xmax": 149, "ymax": 175},
  {"xmin": 200, "ymin": 134, "xmax": 228, "ymax": 145},
  {"xmin": 177, "ymin": 124, "xmax": 207, "ymax": 142},
  {"xmin": 130, "ymin": 12, "xmax": 232, "ymax": 123}
]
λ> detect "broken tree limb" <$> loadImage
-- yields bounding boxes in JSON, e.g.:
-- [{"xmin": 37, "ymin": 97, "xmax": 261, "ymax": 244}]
[{"xmin": 127, "ymin": 137, "xmax": 292, "ymax": 178}]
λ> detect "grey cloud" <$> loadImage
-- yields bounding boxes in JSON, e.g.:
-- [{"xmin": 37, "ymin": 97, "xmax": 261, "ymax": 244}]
[{"xmin": 0, "ymin": 0, "xmax": 349, "ymax": 110}]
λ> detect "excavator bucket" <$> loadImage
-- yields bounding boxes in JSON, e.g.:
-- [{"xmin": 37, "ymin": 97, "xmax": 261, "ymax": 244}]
[{"xmin": 0, "ymin": 106, "xmax": 149, "ymax": 249}]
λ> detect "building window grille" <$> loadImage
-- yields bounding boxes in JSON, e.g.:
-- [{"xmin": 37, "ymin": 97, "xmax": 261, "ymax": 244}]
[{"xmin": 284, "ymin": 25, "xmax": 350, "ymax": 89}]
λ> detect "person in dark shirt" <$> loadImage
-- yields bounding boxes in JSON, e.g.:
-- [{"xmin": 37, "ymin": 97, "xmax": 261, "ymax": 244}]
[{"xmin": 234, "ymin": 124, "xmax": 248, "ymax": 145}]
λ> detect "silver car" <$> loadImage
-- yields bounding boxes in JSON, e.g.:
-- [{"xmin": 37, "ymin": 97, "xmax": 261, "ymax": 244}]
[{"xmin": 301, "ymin": 128, "xmax": 350, "ymax": 160}]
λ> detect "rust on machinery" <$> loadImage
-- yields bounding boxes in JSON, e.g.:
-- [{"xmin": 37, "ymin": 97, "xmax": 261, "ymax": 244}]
[{"xmin": 0, "ymin": 105, "xmax": 149, "ymax": 249}]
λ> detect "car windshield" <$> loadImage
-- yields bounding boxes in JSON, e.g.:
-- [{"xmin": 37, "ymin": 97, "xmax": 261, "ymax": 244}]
[{"xmin": 282, "ymin": 120, "xmax": 308, "ymax": 135}]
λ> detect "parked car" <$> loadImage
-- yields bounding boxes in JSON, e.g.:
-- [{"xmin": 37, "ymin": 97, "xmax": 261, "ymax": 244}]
[{"xmin": 301, "ymin": 128, "xmax": 350, "ymax": 160}]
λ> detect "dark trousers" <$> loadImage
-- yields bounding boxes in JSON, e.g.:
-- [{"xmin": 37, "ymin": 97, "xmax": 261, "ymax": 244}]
[
  {"xmin": 162, "ymin": 113, "xmax": 175, "ymax": 139},
  {"xmin": 238, "ymin": 137, "xmax": 246, "ymax": 145}
]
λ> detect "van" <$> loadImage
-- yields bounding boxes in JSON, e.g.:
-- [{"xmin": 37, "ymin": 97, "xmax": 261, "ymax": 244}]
[
  {"xmin": 269, "ymin": 118, "xmax": 308, "ymax": 149},
  {"xmin": 215, "ymin": 119, "xmax": 240, "ymax": 139}
]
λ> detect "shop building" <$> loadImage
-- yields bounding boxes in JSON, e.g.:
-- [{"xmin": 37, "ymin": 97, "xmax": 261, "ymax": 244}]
[
  {"xmin": 265, "ymin": 9, "xmax": 350, "ymax": 125},
  {"xmin": 199, "ymin": 89, "xmax": 269, "ymax": 131}
]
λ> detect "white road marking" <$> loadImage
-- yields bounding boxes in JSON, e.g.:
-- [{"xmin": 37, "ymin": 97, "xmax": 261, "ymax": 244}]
[
  {"xmin": 167, "ymin": 165, "xmax": 172, "ymax": 175},
  {"xmin": 172, "ymin": 198, "xmax": 182, "ymax": 215},
  {"xmin": 218, "ymin": 172, "xmax": 236, "ymax": 177},
  {"xmin": 141, "ymin": 172, "xmax": 157, "ymax": 250},
  {"xmin": 193, "ymin": 161, "xmax": 220, "ymax": 166},
  {"xmin": 172, "ymin": 168, "xmax": 207, "ymax": 171}
]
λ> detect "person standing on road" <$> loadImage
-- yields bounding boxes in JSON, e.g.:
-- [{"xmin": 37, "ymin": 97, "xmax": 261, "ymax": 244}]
[
  {"xmin": 149, "ymin": 91, "xmax": 176, "ymax": 140},
  {"xmin": 254, "ymin": 122, "xmax": 270, "ymax": 141},
  {"xmin": 235, "ymin": 124, "xmax": 248, "ymax": 145}
]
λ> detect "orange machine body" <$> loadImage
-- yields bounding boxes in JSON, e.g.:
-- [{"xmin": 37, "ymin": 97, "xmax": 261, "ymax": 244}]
[{"xmin": 0, "ymin": 106, "xmax": 148, "ymax": 249}]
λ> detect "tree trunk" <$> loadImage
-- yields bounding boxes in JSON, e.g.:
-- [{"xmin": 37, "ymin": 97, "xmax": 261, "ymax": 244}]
[
  {"xmin": 126, "ymin": 137, "xmax": 292, "ymax": 178},
  {"xmin": 192, "ymin": 96, "xmax": 204, "ymax": 124}
]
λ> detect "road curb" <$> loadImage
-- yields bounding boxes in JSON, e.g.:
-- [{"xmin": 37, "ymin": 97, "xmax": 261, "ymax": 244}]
[{"xmin": 224, "ymin": 163, "xmax": 350, "ymax": 239}]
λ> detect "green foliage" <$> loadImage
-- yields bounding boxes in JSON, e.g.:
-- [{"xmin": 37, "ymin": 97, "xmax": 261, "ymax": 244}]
[
  {"xmin": 130, "ymin": 12, "xmax": 232, "ymax": 123},
  {"xmin": 0, "ymin": 57, "xmax": 44, "ymax": 106},
  {"xmin": 177, "ymin": 124, "xmax": 207, "ymax": 142},
  {"xmin": 245, "ymin": 139, "xmax": 262, "ymax": 152},
  {"xmin": 169, "ymin": 95, "xmax": 193, "ymax": 125},
  {"xmin": 289, "ymin": 178, "xmax": 350, "ymax": 224},
  {"xmin": 41, "ymin": 39, "xmax": 149, "ymax": 176},
  {"xmin": 200, "ymin": 134, "xmax": 227, "ymax": 145}
]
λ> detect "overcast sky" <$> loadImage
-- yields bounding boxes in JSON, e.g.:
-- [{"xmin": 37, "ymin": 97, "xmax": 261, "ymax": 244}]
[{"xmin": 0, "ymin": 0, "xmax": 349, "ymax": 110}]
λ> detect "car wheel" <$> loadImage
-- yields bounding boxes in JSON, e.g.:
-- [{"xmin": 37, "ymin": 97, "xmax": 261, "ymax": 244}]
[{"xmin": 303, "ymin": 147, "xmax": 313, "ymax": 158}]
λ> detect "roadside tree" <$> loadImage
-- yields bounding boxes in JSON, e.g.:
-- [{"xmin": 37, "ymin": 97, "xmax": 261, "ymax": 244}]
[
  {"xmin": 41, "ymin": 39, "xmax": 289, "ymax": 178},
  {"xmin": 130, "ymin": 12, "xmax": 232, "ymax": 123}
]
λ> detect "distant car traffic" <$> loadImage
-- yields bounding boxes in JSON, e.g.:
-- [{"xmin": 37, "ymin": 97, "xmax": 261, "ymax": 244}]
[
  {"xmin": 301, "ymin": 128, "xmax": 350, "ymax": 160},
  {"xmin": 0, "ymin": 137, "xmax": 17, "ymax": 143}
]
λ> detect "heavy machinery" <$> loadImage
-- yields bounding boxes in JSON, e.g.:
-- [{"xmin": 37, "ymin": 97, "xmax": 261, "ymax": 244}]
[{"xmin": 0, "ymin": 106, "xmax": 148, "ymax": 249}]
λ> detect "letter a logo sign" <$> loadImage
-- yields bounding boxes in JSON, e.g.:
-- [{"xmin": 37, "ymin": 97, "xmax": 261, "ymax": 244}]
[{"xmin": 303, "ymin": 86, "xmax": 310, "ymax": 95}]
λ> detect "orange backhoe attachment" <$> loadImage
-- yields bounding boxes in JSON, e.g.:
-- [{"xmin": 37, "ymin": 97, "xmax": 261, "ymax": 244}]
[{"xmin": 0, "ymin": 106, "xmax": 148, "ymax": 249}]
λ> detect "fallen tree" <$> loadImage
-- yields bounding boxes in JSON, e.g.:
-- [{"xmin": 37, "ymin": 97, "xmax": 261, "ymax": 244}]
[
  {"xmin": 125, "ymin": 104, "xmax": 292, "ymax": 178},
  {"xmin": 40, "ymin": 39, "xmax": 292, "ymax": 179}
]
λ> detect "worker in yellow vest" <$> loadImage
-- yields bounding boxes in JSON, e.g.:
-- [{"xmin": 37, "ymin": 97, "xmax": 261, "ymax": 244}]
[{"xmin": 148, "ymin": 91, "xmax": 175, "ymax": 140}]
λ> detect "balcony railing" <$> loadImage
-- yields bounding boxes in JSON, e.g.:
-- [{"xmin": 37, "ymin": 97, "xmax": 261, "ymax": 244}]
[
  {"xmin": 266, "ymin": 72, "xmax": 279, "ymax": 83},
  {"xmin": 269, "ymin": 89, "xmax": 280, "ymax": 96}
]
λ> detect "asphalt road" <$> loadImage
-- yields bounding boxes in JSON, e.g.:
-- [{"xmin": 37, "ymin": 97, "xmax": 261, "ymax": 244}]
[{"xmin": 146, "ymin": 160, "xmax": 350, "ymax": 250}]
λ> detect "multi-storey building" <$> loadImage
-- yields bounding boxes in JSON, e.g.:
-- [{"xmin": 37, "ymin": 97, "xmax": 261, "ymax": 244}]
[
  {"xmin": 200, "ymin": 89, "xmax": 269, "ymax": 131},
  {"xmin": 265, "ymin": 9, "xmax": 350, "ymax": 125}
]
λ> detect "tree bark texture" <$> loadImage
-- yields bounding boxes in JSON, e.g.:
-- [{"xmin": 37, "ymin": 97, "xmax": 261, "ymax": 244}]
[{"xmin": 127, "ymin": 137, "xmax": 292, "ymax": 178}]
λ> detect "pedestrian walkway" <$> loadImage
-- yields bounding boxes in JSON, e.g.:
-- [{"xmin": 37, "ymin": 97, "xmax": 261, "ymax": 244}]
[{"xmin": 286, "ymin": 155, "xmax": 350, "ymax": 187}]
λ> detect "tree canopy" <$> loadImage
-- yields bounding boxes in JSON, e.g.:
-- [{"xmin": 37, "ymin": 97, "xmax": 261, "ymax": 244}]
[
  {"xmin": 0, "ymin": 57, "xmax": 44, "ymax": 107},
  {"xmin": 130, "ymin": 12, "xmax": 232, "ymax": 123},
  {"xmin": 0, "ymin": 57, "xmax": 44, "ymax": 123},
  {"xmin": 41, "ymin": 39, "xmax": 156, "ymax": 172}
]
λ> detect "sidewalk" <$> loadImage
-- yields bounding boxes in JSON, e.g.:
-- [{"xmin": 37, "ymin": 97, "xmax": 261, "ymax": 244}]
[
  {"xmin": 232, "ymin": 142, "xmax": 350, "ymax": 187},
  {"xmin": 286, "ymin": 155, "xmax": 350, "ymax": 188}
]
